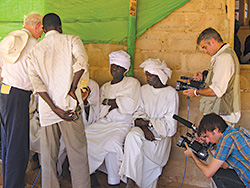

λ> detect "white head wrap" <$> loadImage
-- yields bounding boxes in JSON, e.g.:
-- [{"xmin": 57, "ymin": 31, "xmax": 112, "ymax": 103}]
[
  {"xmin": 140, "ymin": 58, "xmax": 172, "ymax": 85},
  {"xmin": 109, "ymin": 50, "xmax": 131, "ymax": 73}
]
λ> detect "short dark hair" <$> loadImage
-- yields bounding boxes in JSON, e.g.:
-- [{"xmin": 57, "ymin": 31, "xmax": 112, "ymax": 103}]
[
  {"xmin": 42, "ymin": 13, "xmax": 61, "ymax": 31},
  {"xmin": 197, "ymin": 113, "xmax": 228, "ymax": 136},
  {"xmin": 197, "ymin": 27, "xmax": 223, "ymax": 45}
]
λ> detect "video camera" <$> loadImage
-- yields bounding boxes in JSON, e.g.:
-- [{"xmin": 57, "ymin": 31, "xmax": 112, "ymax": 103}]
[
  {"xmin": 176, "ymin": 70, "xmax": 208, "ymax": 91},
  {"xmin": 173, "ymin": 114, "xmax": 215, "ymax": 161}
]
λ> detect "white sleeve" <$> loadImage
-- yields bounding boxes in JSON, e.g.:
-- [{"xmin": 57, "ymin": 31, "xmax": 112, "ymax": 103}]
[
  {"xmin": 209, "ymin": 53, "xmax": 234, "ymax": 98},
  {"xmin": 150, "ymin": 91, "xmax": 179, "ymax": 137},
  {"xmin": 86, "ymin": 80, "xmax": 100, "ymax": 125}
]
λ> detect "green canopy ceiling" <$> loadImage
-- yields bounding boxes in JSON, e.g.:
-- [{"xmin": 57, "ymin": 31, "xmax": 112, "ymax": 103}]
[{"xmin": 0, "ymin": 0, "xmax": 189, "ymax": 44}]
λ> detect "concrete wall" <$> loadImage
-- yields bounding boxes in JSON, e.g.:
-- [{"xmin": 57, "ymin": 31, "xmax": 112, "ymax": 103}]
[{"xmin": 84, "ymin": 0, "xmax": 247, "ymax": 187}]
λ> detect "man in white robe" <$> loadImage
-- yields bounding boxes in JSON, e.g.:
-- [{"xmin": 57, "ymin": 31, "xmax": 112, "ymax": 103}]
[
  {"xmin": 86, "ymin": 50, "xmax": 141, "ymax": 187},
  {"xmin": 57, "ymin": 78, "xmax": 100, "ymax": 176},
  {"xmin": 119, "ymin": 58, "xmax": 179, "ymax": 188}
]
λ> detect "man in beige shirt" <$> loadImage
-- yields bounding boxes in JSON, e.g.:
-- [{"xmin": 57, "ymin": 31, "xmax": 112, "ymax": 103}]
[
  {"xmin": 0, "ymin": 13, "xmax": 43, "ymax": 188},
  {"xmin": 28, "ymin": 13, "xmax": 90, "ymax": 188}
]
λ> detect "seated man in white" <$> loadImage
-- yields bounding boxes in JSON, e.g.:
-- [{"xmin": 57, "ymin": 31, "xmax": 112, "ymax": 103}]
[
  {"xmin": 57, "ymin": 77, "xmax": 100, "ymax": 176},
  {"xmin": 119, "ymin": 58, "xmax": 179, "ymax": 188},
  {"xmin": 86, "ymin": 50, "xmax": 141, "ymax": 187}
]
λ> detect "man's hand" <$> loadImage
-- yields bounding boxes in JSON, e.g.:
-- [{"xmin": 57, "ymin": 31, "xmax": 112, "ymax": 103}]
[
  {"xmin": 102, "ymin": 98, "xmax": 118, "ymax": 112},
  {"xmin": 53, "ymin": 107, "xmax": 75, "ymax": 121},
  {"xmin": 193, "ymin": 72, "xmax": 203, "ymax": 81},
  {"xmin": 184, "ymin": 142, "xmax": 194, "ymax": 158},
  {"xmin": 143, "ymin": 127, "xmax": 155, "ymax": 141},
  {"xmin": 135, "ymin": 118, "xmax": 156, "ymax": 141},
  {"xmin": 183, "ymin": 88, "xmax": 196, "ymax": 98},
  {"xmin": 81, "ymin": 86, "xmax": 91, "ymax": 101}
]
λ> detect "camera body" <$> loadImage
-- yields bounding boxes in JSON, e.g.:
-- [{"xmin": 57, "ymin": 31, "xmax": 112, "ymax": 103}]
[
  {"xmin": 176, "ymin": 76, "xmax": 205, "ymax": 91},
  {"xmin": 177, "ymin": 135, "xmax": 209, "ymax": 161},
  {"xmin": 173, "ymin": 114, "xmax": 215, "ymax": 161},
  {"xmin": 176, "ymin": 70, "xmax": 208, "ymax": 91}
]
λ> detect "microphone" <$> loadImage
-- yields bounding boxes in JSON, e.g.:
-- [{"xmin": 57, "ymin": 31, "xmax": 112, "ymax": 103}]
[{"xmin": 172, "ymin": 114, "xmax": 197, "ymax": 132}]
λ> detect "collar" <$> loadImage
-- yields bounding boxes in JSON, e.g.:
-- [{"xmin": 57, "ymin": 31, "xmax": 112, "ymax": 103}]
[
  {"xmin": 211, "ymin": 43, "xmax": 230, "ymax": 65},
  {"xmin": 22, "ymin": 28, "xmax": 32, "ymax": 37},
  {"xmin": 44, "ymin": 30, "xmax": 60, "ymax": 37}
]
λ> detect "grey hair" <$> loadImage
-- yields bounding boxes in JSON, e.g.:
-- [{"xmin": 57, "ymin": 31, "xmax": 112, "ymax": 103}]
[
  {"xmin": 24, "ymin": 13, "xmax": 42, "ymax": 28},
  {"xmin": 197, "ymin": 27, "xmax": 223, "ymax": 45}
]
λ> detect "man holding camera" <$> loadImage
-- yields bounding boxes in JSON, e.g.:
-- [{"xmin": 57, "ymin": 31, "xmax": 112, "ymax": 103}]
[
  {"xmin": 184, "ymin": 113, "xmax": 250, "ymax": 188},
  {"xmin": 183, "ymin": 28, "xmax": 241, "ymax": 125}
]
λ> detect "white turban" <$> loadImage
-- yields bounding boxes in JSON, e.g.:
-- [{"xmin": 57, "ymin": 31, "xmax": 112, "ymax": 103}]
[
  {"xmin": 109, "ymin": 50, "xmax": 131, "ymax": 72},
  {"xmin": 140, "ymin": 58, "xmax": 172, "ymax": 85}
]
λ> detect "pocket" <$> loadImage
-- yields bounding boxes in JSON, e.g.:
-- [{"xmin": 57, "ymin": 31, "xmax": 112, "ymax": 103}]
[
  {"xmin": 1, "ymin": 84, "xmax": 11, "ymax": 94},
  {"xmin": 200, "ymin": 96, "xmax": 220, "ymax": 114}
]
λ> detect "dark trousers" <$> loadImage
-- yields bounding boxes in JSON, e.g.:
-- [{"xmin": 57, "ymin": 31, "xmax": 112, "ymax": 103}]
[
  {"xmin": 212, "ymin": 168, "xmax": 246, "ymax": 188},
  {"xmin": 0, "ymin": 86, "xmax": 31, "ymax": 188}
]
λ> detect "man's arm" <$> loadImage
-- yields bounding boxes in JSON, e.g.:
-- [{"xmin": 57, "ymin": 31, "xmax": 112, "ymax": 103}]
[
  {"xmin": 184, "ymin": 142, "xmax": 224, "ymax": 178},
  {"xmin": 209, "ymin": 148, "xmax": 229, "ymax": 169},
  {"xmin": 68, "ymin": 69, "xmax": 84, "ymax": 101},
  {"xmin": 102, "ymin": 98, "xmax": 118, "ymax": 112},
  {"xmin": 38, "ymin": 92, "xmax": 75, "ymax": 121},
  {"xmin": 183, "ymin": 87, "xmax": 216, "ymax": 98},
  {"xmin": 135, "ymin": 118, "xmax": 155, "ymax": 141}
]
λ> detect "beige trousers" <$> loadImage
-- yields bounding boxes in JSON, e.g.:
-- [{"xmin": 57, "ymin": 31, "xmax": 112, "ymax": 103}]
[{"xmin": 40, "ymin": 107, "xmax": 90, "ymax": 188}]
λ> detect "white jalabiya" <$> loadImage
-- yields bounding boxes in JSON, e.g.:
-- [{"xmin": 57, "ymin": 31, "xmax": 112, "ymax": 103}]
[
  {"xmin": 57, "ymin": 79, "xmax": 100, "ymax": 175},
  {"xmin": 86, "ymin": 76, "xmax": 140, "ymax": 180},
  {"xmin": 119, "ymin": 84, "xmax": 179, "ymax": 188}
]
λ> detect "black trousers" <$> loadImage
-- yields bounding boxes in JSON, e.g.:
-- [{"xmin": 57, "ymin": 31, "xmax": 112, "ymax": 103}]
[
  {"xmin": 0, "ymin": 85, "xmax": 31, "ymax": 188},
  {"xmin": 212, "ymin": 168, "xmax": 246, "ymax": 188}
]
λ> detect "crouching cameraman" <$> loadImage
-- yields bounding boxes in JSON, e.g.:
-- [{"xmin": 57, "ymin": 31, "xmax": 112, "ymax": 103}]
[{"xmin": 184, "ymin": 113, "xmax": 250, "ymax": 188}]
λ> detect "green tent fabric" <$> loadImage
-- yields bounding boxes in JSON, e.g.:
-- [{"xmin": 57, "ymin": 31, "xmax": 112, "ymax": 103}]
[{"xmin": 0, "ymin": 0, "xmax": 189, "ymax": 44}]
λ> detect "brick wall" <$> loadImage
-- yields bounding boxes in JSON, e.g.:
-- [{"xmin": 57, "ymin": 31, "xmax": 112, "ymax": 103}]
[{"xmin": 84, "ymin": 0, "xmax": 240, "ymax": 187}]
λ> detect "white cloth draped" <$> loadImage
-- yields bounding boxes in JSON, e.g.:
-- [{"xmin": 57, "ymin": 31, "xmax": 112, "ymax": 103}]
[
  {"xmin": 86, "ymin": 76, "xmax": 141, "ymax": 175},
  {"xmin": 119, "ymin": 84, "xmax": 179, "ymax": 188}
]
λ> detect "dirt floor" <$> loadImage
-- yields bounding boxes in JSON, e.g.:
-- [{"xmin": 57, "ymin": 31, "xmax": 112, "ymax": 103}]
[{"xmin": 0, "ymin": 160, "xmax": 205, "ymax": 188}]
